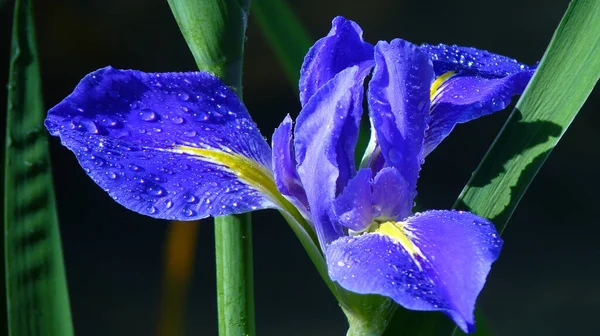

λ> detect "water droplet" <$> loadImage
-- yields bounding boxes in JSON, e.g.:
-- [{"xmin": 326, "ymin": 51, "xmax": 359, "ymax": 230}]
[
  {"xmin": 177, "ymin": 92, "xmax": 190, "ymax": 101},
  {"xmin": 165, "ymin": 200, "xmax": 173, "ymax": 209},
  {"xmin": 171, "ymin": 116, "xmax": 184, "ymax": 124},
  {"xmin": 184, "ymin": 193, "xmax": 198, "ymax": 204},
  {"xmin": 139, "ymin": 108, "xmax": 158, "ymax": 121},
  {"xmin": 99, "ymin": 116, "xmax": 120, "ymax": 128},
  {"xmin": 184, "ymin": 130, "xmax": 196, "ymax": 137},
  {"xmin": 337, "ymin": 261, "xmax": 345, "ymax": 267},
  {"xmin": 146, "ymin": 185, "xmax": 165, "ymax": 196},
  {"xmin": 387, "ymin": 148, "xmax": 402, "ymax": 164},
  {"xmin": 106, "ymin": 171, "xmax": 117, "ymax": 180},
  {"xmin": 193, "ymin": 111, "xmax": 209, "ymax": 121},
  {"xmin": 147, "ymin": 206, "xmax": 158, "ymax": 214},
  {"xmin": 74, "ymin": 117, "xmax": 99, "ymax": 134},
  {"xmin": 182, "ymin": 207, "xmax": 196, "ymax": 217},
  {"xmin": 129, "ymin": 164, "xmax": 144, "ymax": 172}
]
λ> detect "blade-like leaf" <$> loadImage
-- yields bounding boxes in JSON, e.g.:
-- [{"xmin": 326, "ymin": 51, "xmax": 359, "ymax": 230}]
[
  {"xmin": 385, "ymin": 1, "xmax": 599, "ymax": 335},
  {"xmin": 252, "ymin": 0, "xmax": 313, "ymax": 87},
  {"xmin": 4, "ymin": 0, "xmax": 74, "ymax": 335},
  {"xmin": 454, "ymin": 0, "xmax": 600, "ymax": 230}
]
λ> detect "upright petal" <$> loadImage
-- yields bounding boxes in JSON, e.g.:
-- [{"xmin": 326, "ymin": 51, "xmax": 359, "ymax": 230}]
[
  {"xmin": 327, "ymin": 210, "xmax": 502, "ymax": 333},
  {"xmin": 425, "ymin": 70, "xmax": 533, "ymax": 155},
  {"xmin": 45, "ymin": 67, "xmax": 276, "ymax": 220},
  {"xmin": 299, "ymin": 16, "xmax": 374, "ymax": 106},
  {"xmin": 368, "ymin": 39, "xmax": 434, "ymax": 196},
  {"xmin": 295, "ymin": 65, "xmax": 370, "ymax": 245},
  {"xmin": 420, "ymin": 44, "xmax": 533, "ymax": 78},
  {"xmin": 272, "ymin": 115, "xmax": 308, "ymax": 213},
  {"xmin": 333, "ymin": 168, "xmax": 373, "ymax": 232}
]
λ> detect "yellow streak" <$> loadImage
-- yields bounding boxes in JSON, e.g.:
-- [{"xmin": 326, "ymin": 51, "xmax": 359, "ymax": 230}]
[
  {"xmin": 174, "ymin": 145, "xmax": 283, "ymax": 206},
  {"xmin": 376, "ymin": 221, "xmax": 424, "ymax": 259},
  {"xmin": 430, "ymin": 71, "xmax": 456, "ymax": 101}
]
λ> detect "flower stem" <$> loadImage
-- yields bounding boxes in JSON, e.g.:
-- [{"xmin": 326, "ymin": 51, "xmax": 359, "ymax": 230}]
[
  {"xmin": 167, "ymin": 0, "xmax": 254, "ymax": 335},
  {"xmin": 215, "ymin": 214, "xmax": 255, "ymax": 336}
]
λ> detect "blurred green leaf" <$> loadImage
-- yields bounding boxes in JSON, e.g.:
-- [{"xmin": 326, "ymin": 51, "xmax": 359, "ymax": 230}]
[
  {"xmin": 253, "ymin": 0, "xmax": 312, "ymax": 88},
  {"xmin": 4, "ymin": 0, "xmax": 74, "ymax": 335},
  {"xmin": 385, "ymin": 0, "xmax": 600, "ymax": 335}
]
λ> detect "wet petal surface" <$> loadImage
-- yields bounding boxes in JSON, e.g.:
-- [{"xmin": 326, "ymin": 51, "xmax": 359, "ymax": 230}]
[
  {"xmin": 299, "ymin": 16, "xmax": 374, "ymax": 106},
  {"xmin": 327, "ymin": 210, "xmax": 502, "ymax": 333},
  {"xmin": 46, "ymin": 67, "xmax": 275, "ymax": 219},
  {"xmin": 368, "ymin": 39, "xmax": 434, "ymax": 194},
  {"xmin": 425, "ymin": 70, "xmax": 533, "ymax": 155},
  {"xmin": 295, "ymin": 66, "xmax": 370, "ymax": 245}
]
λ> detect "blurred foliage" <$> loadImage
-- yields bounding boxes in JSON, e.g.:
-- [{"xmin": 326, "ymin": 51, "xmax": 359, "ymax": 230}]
[{"xmin": 4, "ymin": 0, "xmax": 73, "ymax": 335}]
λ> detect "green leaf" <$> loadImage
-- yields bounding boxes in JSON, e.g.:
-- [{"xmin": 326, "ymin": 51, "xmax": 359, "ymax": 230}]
[
  {"xmin": 454, "ymin": 0, "xmax": 600, "ymax": 231},
  {"xmin": 4, "ymin": 0, "xmax": 74, "ymax": 335},
  {"xmin": 252, "ymin": 0, "xmax": 313, "ymax": 87},
  {"xmin": 167, "ymin": 1, "xmax": 255, "ymax": 335},
  {"xmin": 385, "ymin": 0, "xmax": 600, "ymax": 335}
]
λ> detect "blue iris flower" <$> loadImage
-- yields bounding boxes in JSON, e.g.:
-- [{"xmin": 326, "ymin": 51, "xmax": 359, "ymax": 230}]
[{"xmin": 45, "ymin": 16, "xmax": 534, "ymax": 333}]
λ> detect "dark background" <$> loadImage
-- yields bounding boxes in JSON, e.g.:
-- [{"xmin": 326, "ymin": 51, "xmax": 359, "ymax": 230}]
[{"xmin": 1, "ymin": 0, "xmax": 599, "ymax": 335}]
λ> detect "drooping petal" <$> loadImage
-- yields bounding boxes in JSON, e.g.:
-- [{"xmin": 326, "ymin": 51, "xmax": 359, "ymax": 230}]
[
  {"xmin": 299, "ymin": 16, "xmax": 374, "ymax": 106},
  {"xmin": 272, "ymin": 115, "xmax": 308, "ymax": 212},
  {"xmin": 368, "ymin": 39, "xmax": 434, "ymax": 196},
  {"xmin": 327, "ymin": 210, "xmax": 502, "ymax": 333},
  {"xmin": 420, "ymin": 44, "xmax": 533, "ymax": 78},
  {"xmin": 333, "ymin": 168, "xmax": 373, "ymax": 232},
  {"xmin": 295, "ymin": 65, "xmax": 370, "ymax": 245},
  {"xmin": 45, "ymin": 67, "xmax": 276, "ymax": 220},
  {"xmin": 371, "ymin": 167, "xmax": 412, "ymax": 221},
  {"xmin": 424, "ymin": 70, "xmax": 533, "ymax": 156}
]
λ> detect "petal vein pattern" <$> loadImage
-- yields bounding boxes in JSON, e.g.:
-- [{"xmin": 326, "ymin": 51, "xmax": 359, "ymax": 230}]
[{"xmin": 45, "ymin": 67, "xmax": 276, "ymax": 220}]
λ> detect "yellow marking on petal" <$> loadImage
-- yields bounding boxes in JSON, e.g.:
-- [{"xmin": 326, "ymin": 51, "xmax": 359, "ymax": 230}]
[
  {"xmin": 430, "ymin": 71, "xmax": 456, "ymax": 101},
  {"xmin": 173, "ymin": 145, "xmax": 281, "ymax": 201},
  {"xmin": 376, "ymin": 221, "xmax": 425, "ymax": 261}
]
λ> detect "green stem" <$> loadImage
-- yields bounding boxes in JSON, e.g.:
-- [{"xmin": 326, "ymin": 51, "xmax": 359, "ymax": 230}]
[
  {"xmin": 215, "ymin": 214, "xmax": 255, "ymax": 336},
  {"xmin": 167, "ymin": 0, "xmax": 254, "ymax": 335}
]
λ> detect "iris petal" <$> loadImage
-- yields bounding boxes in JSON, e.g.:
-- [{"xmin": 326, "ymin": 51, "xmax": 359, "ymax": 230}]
[
  {"xmin": 333, "ymin": 168, "xmax": 373, "ymax": 232},
  {"xmin": 368, "ymin": 39, "xmax": 434, "ymax": 196},
  {"xmin": 425, "ymin": 70, "xmax": 534, "ymax": 155},
  {"xmin": 272, "ymin": 115, "xmax": 308, "ymax": 213},
  {"xmin": 371, "ymin": 167, "xmax": 412, "ymax": 221},
  {"xmin": 299, "ymin": 16, "xmax": 374, "ymax": 106},
  {"xmin": 295, "ymin": 65, "xmax": 371, "ymax": 245},
  {"xmin": 45, "ymin": 67, "xmax": 275, "ymax": 219},
  {"xmin": 327, "ymin": 210, "xmax": 502, "ymax": 333},
  {"xmin": 420, "ymin": 44, "xmax": 533, "ymax": 78}
]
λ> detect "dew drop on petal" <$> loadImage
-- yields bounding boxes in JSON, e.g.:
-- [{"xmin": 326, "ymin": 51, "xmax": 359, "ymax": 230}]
[
  {"xmin": 171, "ymin": 115, "xmax": 184, "ymax": 124},
  {"xmin": 139, "ymin": 108, "xmax": 158, "ymax": 121},
  {"xmin": 146, "ymin": 185, "xmax": 165, "ymax": 196},
  {"xmin": 178, "ymin": 92, "xmax": 190, "ymax": 101}
]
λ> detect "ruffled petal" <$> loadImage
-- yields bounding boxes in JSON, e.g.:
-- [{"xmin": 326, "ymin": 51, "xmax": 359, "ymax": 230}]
[
  {"xmin": 425, "ymin": 70, "xmax": 533, "ymax": 155},
  {"xmin": 371, "ymin": 167, "xmax": 412, "ymax": 221},
  {"xmin": 327, "ymin": 210, "xmax": 502, "ymax": 333},
  {"xmin": 272, "ymin": 115, "xmax": 308, "ymax": 212},
  {"xmin": 420, "ymin": 44, "xmax": 533, "ymax": 78},
  {"xmin": 333, "ymin": 168, "xmax": 373, "ymax": 232},
  {"xmin": 368, "ymin": 39, "xmax": 434, "ymax": 196},
  {"xmin": 295, "ymin": 65, "xmax": 370, "ymax": 245},
  {"xmin": 46, "ymin": 67, "xmax": 276, "ymax": 220},
  {"xmin": 299, "ymin": 16, "xmax": 374, "ymax": 106}
]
